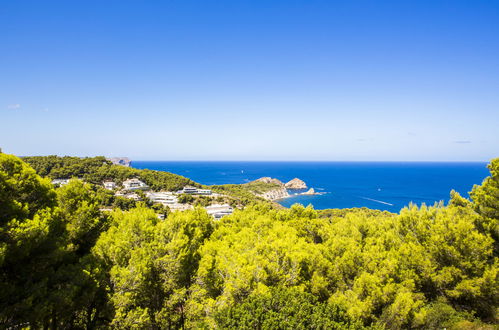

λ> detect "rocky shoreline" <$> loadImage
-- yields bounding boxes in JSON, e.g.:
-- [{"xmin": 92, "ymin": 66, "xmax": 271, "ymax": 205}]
[
  {"xmin": 252, "ymin": 177, "xmax": 320, "ymax": 201},
  {"xmin": 259, "ymin": 187, "xmax": 290, "ymax": 200}
]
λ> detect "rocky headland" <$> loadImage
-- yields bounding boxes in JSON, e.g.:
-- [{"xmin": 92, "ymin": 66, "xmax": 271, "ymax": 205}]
[
  {"xmin": 259, "ymin": 188, "xmax": 290, "ymax": 200},
  {"xmin": 302, "ymin": 188, "xmax": 316, "ymax": 195},
  {"xmin": 249, "ymin": 177, "xmax": 318, "ymax": 201},
  {"xmin": 107, "ymin": 157, "xmax": 132, "ymax": 167},
  {"xmin": 249, "ymin": 177, "xmax": 290, "ymax": 200},
  {"xmin": 254, "ymin": 177, "xmax": 285, "ymax": 185}
]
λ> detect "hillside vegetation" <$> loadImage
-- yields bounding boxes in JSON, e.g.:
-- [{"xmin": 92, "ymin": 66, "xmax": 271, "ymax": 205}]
[
  {"xmin": 243, "ymin": 180, "xmax": 284, "ymax": 194},
  {"xmin": 1, "ymin": 153, "xmax": 498, "ymax": 329},
  {"xmin": 23, "ymin": 156, "xmax": 270, "ymax": 207},
  {"xmin": 23, "ymin": 155, "xmax": 200, "ymax": 191},
  {"xmin": 210, "ymin": 182, "xmax": 280, "ymax": 205}
]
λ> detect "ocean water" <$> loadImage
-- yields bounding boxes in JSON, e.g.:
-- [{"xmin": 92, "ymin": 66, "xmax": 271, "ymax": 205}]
[{"xmin": 132, "ymin": 161, "xmax": 490, "ymax": 213}]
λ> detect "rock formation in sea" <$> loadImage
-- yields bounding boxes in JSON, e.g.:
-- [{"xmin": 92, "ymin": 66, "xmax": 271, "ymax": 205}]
[
  {"xmin": 285, "ymin": 178, "xmax": 307, "ymax": 189},
  {"xmin": 301, "ymin": 188, "xmax": 316, "ymax": 195}
]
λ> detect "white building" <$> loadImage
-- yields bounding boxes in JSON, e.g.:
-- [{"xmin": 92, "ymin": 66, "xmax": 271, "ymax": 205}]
[
  {"xmin": 124, "ymin": 192, "xmax": 141, "ymax": 201},
  {"xmin": 52, "ymin": 179, "xmax": 70, "ymax": 186},
  {"xmin": 180, "ymin": 186, "xmax": 212, "ymax": 195},
  {"xmin": 115, "ymin": 190, "xmax": 142, "ymax": 201},
  {"xmin": 182, "ymin": 186, "xmax": 198, "ymax": 194},
  {"xmin": 205, "ymin": 204, "xmax": 233, "ymax": 220},
  {"xmin": 103, "ymin": 181, "xmax": 117, "ymax": 190},
  {"xmin": 146, "ymin": 191, "xmax": 178, "ymax": 206},
  {"xmin": 197, "ymin": 189, "xmax": 212, "ymax": 195},
  {"xmin": 123, "ymin": 178, "xmax": 149, "ymax": 190}
]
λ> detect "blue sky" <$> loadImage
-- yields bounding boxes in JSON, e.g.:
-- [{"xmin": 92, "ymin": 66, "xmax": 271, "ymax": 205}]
[{"xmin": 1, "ymin": 0, "xmax": 498, "ymax": 161}]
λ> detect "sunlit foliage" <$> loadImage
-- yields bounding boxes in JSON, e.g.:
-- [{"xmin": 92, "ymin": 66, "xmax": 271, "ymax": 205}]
[{"xmin": 1, "ymin": 154, "xmax": 498, "ymax": 329}]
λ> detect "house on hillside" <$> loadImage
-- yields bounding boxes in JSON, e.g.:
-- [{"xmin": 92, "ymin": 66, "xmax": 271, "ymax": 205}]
[
  {"xmin": 103, "ymin": 181, "xmax": 117, "ymax": 190},
  {"xmin": 197, "ymin": 189, "xmax": 212, "ymax": 195},
  {"xmin": 146, "ymin": 191, "xmax": 178, "ymax": 206},
  {"xmin": 182, "ymin": 186, "xmax": 198, "ymax": 194},
  {"xmin": 124, "ymin": 192, "xmax": 142, "ymax": 201},
  {"xmin": 205, "ymin": 204, "xmax": 233, "ymax": 220},
  {"xmin": 180, "ymin": 186, "xmax": 212, "ymax": 195},
  {"xmin": 123, "ymin": 178, "xmax": 149, "ymax": 191}
]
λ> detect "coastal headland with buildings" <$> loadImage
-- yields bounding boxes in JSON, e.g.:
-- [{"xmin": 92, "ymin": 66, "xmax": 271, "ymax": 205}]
[{"xmin": 51, "ymin": 157, "xmax": 320, "ymax": 219}]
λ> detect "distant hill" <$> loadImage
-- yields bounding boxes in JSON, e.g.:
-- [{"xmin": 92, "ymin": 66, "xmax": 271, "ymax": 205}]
[
  {"xmin": 106, "ymin": 157, "xmax": 132, "ymax": 167},
  {"xmin": 22, "ymin": 155, "xmax": 197, "ymax": 192}
]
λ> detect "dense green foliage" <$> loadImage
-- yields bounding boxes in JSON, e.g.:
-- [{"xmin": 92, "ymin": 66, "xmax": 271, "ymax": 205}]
[
  {"xmin": 94, "ymin": 206, "xmax": 214, "ymax": 328},
  {"xmin": 1, "ymin": 153, "xmax": 498, "ymax": 329},
  {"xmin": 214, "ymin": 287, "xmax": 364, "ymax": 329},
  {"xmin": 0, "ymin": 155, "xmax": 111, "ymax": 328}
]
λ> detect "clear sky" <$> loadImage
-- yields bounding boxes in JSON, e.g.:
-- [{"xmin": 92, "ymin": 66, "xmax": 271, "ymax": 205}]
[{"xmin": 1, "ymin": 0, "xmax": 498, "ymax": 161}]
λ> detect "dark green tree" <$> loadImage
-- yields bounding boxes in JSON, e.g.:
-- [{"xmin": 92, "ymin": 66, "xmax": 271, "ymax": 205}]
[
  {"xmin": 215, "ymin": 287, "xmax": 364, "ymax": 329},
  {"xmin": 0, "ymin": 154, "xmax": 63, "ymax": 327}
]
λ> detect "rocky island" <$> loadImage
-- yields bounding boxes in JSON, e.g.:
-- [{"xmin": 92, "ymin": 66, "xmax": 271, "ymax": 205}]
[
  {"xmin": 302, "ymin": 188, "xmax": 316, "ymax": 195},
  {"xmin": 245, "ymin": 177, "xmax": 318, "ymax": 201}
]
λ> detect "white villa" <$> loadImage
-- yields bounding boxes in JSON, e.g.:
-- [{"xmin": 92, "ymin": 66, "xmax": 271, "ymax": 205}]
[
  {"xmin": 146, "ymin": 191, "xmax": 178, "ymax": 206},
  {"xmin": 103, "ymin": 181, "xmax": 117, "ymax": 190},
  {"xmin": 181, "ymin": 186, "xmax": 212, "ymax": 195},
  {"xmin": 205, "ymin": 204, "xmax": 233, "ymax": 220},
  {"xmin": 123, "ymin": 178, "xmax": 149, "ymax": 190},
  {"xmin": 115, "ymin": 190, "xmax": 142, "ymax": 201},
  {"xmin": 181, "ymin": 186, "xmax": 198, "ymax": 194},
  {"xmin": 197, "ymin": 189, "xmax": 212, "ymax": 195},
  {"xmin": 146, "ymin": 192, "xmax": 195, "ymax": 212}
]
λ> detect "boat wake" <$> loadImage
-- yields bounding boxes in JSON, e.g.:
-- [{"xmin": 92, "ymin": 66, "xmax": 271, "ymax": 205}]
[{"xmin": 360, "ymin": 196, "xmax": 394, "ymax": 206}]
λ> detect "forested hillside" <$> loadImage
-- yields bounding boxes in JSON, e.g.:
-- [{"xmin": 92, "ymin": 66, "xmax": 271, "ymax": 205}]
[
  {"xmin": 23, "ymin": 156, "xmax": 269, "ymax": 207},
  {"xmin": 1, "ymin": 153, "xmax": 497, "ymax": 329},
  {"xmin": 23, "ymin": 155, "xmax": 200, "ymax": 191}
]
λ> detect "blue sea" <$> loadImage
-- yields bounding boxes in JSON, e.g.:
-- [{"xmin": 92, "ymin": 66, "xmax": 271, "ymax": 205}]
[{"xmin": 132, "ymin": 161, "xmax": 490, "ymax": 213}]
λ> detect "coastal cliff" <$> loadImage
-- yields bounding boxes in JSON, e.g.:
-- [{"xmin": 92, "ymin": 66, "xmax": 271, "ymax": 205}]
[
  {"xmin": 254, "ymin": 177, "xmax": 285, "ymax": 185},
  {"xmin": 258, "ymin": 187, "xmax": 290, "ymax": 200},
  {"xmin": 246, "ymin": 177, "xmax": 317, "ymax": 201},
  {"xmin": 107, "ymin": 157, "xmax": 131, "ymax": 167},
  {"xmin": 302, "ymin": 188, "xmax": 316, "ymax": 195},
  {"xmin": 243, "ymin": 177, "xmax": 290, "ymax": 201}
]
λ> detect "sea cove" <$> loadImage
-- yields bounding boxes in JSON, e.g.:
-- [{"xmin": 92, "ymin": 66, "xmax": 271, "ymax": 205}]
[{"xmin": 133, "ymin": 161, "xmax": 490, "ymax": 212}]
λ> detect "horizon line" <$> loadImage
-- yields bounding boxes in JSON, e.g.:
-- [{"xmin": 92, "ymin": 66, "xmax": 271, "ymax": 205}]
[
  {"xmin": 13, "ymin": 154, "xmax": 493, "ymax": 163},
  {"xmin": 131, "ymin": 159, "xmax": 490, "ymax": 163}
]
